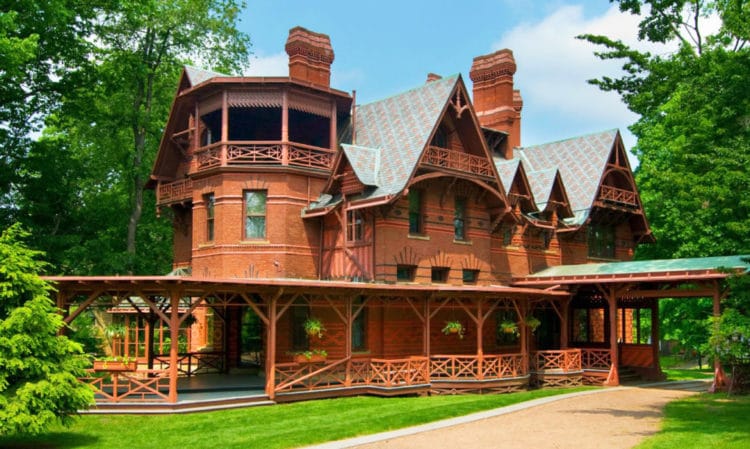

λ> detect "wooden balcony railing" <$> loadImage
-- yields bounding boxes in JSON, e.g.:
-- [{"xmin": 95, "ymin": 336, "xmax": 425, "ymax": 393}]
[
  {"xmin": 81, "ymin": 369, "xmax": 170, "ymax": 403},
  {"xmin": 421, "ymin": 146, "xmax": 494, "ymax": 178},
  {"xmin": 580, "ymin": 348, "xmax": 612, "ymax": 370},
  {"xmin": 531, "ymin": 349, "xmax": 582, "ymax": 373},
  {"xmin": 430, "ymin": 353, "xmax": 526, "ymax": 380},
  {"xmin": 157, "ymin": 178, "xmax": 193, "ymax": 206},
  {"xmin": 193, "ymin": 141, "xmax": 336, "ymax": 172},
  {"xmin": 599, "ymin": 185, "xmax": 638, "ymax": 207}
]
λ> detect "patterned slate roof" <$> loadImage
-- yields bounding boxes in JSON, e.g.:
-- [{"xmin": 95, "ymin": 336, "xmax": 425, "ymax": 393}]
[
  {"xmin": 341, "ymin": 144, "xmax": 380, "ymax": 186},
  {"xmin": 184, "ymin": 65, "xmax": 226, "ymax": 86},
  {"xmin": 515, "ymin": 129, "xmax": 618, "ymax": 225},
  {"xmin": 494, "ymin": 158, "xmax": 520, "ymax": 194},
  {"xmin": 526, "ymin": 168, "xmax": 558, "ymax": 211},
  {"xmin": 351, "ymin": 75, "xmax": 460, "ymax": 199}
]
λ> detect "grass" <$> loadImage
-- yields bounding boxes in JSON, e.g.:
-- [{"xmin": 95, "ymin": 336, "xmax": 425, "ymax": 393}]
[
  {"xmin": 634, "ymin": 393, "xmax": 750, "ymax": 449},
  {"xmin": 0, "ymin": 387, "xmax": 592, "ymax": 449},
  {"xmin": 660, "ymin": 355, "xmax": 714, "ymax": 381}
]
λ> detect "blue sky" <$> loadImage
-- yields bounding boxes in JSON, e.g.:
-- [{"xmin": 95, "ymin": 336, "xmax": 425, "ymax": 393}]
[{"xmin": 237, "ymin": 1, "xmax": 662, "ymax": 162}]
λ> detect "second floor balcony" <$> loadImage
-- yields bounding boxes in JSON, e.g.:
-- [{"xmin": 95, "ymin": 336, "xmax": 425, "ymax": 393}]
[
  {"xmin": 193, "ymin": 140, "xmax": 336, "ymax": 172},
  {"xmin": 421, "ymin": 145, "xmax": 495, "ymax": 179}
]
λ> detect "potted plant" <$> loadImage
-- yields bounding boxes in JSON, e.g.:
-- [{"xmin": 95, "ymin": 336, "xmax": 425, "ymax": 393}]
[
  {"xmin": 442, "ymin": 320, "xmax": 465, "ymax": 339},
  {"xmin": 292, "ymin": 349, "xmax": 328, "ymax": 364},
  {"xmin": 499, "ymin": 319, "xmax": 518, "ymax": 336},
  {"xmin": 303, "ymin": 317, "xmax": 326, "ymax": 339},
  {"xmin": 93, "ymin": 355, "xmax": 137, "ymax": 372},
  {"xmin": 104, "ymin": 323, "xmax": 127, "ymax": 339},
  {"xmin": 525, "ymin": 315, "xmax": 541, "ymax": 333}
]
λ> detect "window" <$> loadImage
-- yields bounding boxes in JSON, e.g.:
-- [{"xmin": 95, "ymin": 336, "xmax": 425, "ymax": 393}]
[
  {"xmin": 588, "ymin": 224, "xmax": 615, "ymax": 258},
  {"xmin": 462, "ymin": 269, "xmax": 479, "ymax": 284},
  {"xmin": 244, "ymin": 190, "xmax": 267, "ymax": 239},
  {"xmin": 431, "ymin": 267, "xmax": 449, "ymax": 283},
  {"xmin": 396, "ymin": 265, "xmax": 416, "ymax": 282},
  {"xmin": 541, "ymin": 230, "xmax": 552, "ymax": 249},
  {"xmin": 572, "ymin": 308, "xmax": 606, "ymax": 344},
  {"xmin": 347, "ymin": 210, "xmax": 364, "ymax": 242},
  {"xmin": 352, "ymin": 297, "xmax": 367, "ymax": 351},
  {"xmin": 454, "ymin": 197, "xmax": 466, "ymax": 240},
  {"xmin": 408, "ymin": 190, "xmax": 423, "ymax": 234},
  {"xmin": 502, "ymin": 225, "xmax": 514, "ymax": 246},
  {"xmin": 204, "ymin": 193, "xmax": 215, "ymax": 242}
]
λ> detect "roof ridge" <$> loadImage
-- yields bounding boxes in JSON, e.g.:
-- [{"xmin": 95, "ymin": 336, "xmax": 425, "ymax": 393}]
[
  {"xmin": 357, "ymin": 74, "xmax": 460, "ymax": 108},
  {"xmin": 520, "ymin": 128, "xmax": 618, "ymax": 150}
]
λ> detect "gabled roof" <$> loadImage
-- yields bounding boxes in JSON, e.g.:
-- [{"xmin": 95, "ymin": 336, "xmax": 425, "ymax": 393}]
[
  {"xmin": 494, "ymin": 158, "xmax": 520, "ymax": 194},
  {"xmin": 526, "ymin": 168, "xmax": 558, "ymax": 211},
  {"xmin": 515, "ymin": 129, "xmax": 619, "ymax": 225},
  {"xmin": 184, "ymin": 65, "xmax": 226, "ymax": 87},
  {"xmin": 307, "ymin": 75, "xmax": 461, "ymax": 212},
  {"xmin": 341, "ymin": 144, "xmax": 380, "ymax": 187}
]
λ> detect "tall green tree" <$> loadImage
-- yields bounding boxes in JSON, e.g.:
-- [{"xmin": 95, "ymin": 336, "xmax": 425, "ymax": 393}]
[
  {"xmin": 580, "ymin": 0, "xmax": 750, "ymax": 361},
  {"xmin": 16, "ymin": 0, "xmax": 251, "ymax": 274},
  {"xmin": 0, "ymin": 224, "xmax": 93, "ymax": 435}
]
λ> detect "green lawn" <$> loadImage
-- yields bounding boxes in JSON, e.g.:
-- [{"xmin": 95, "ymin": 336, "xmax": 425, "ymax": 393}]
[
  {"xmin": 0, "ymin": 387, "xmax": 591, "ymax": 449},
  {"xmin": 635, "ymin": 393, "xmax": 750, "ymax": 449},
  {"xmin": 660, "ymin": 355, "xmax": 714, "ymax": 381}
]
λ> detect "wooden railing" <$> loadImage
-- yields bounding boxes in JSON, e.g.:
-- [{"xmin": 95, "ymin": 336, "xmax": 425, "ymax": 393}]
[
  {"xmin": 274, "ymin": 356, "xmax": 430, "ymax": 393},
  {"xmin": 193, "ymin": 141, "xmax": 335, "ymax": 172},
  {"xmin": 599, "ymin": 185, "xmax": 637, "ymax": 207},
  {"xmin": 421, "ymin": 146, "xmax": 494, "ymax": 178},
  {"xmin": 430, "ymin": 354, "xmax": 526, "ymax": 380},
  {"xmin": 153, "ymin": 351, "xmax": 224, "ymax": 377},
  {"xmin": 581, "ymin": 348, "xmax": 612, "ymax": 370},
  {"xmin": 157, "ymin": 178, "xmax": 193, "ymax": 206},
  {"xmin": 81, "ymin": 369, "xmax": 170, "ymax": 403},
  {"xmin": 532, "ymin": 349, "xmax": 582, "ymax": 373}
]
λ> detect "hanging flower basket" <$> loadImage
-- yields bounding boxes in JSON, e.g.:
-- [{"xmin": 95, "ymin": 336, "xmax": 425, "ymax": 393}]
[
  {"xmin": 499, "ymin": 320, "xmax": 518, "ymax": 335},
  {"xmin": 303, "ymin": 317, "xmax": 326, "ymax": 339},
  {"xmin": 442, "ymin": 320, "xmax": 465, "ymax": 339},
  {"xmin": 293, "ymin": 350, "xmax": 328, "ymax": 364},
  {"xmin": 525, "ymin": 315, "xmax": 541, "ymax": 333}
]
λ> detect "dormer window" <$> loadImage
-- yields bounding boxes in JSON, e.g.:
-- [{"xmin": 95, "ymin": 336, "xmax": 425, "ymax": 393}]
[{"xmin": 588, "ymin": 224, "xmax": 615, "ymax": 259}]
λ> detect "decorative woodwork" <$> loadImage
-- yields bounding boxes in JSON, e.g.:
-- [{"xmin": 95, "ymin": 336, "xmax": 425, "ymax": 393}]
[
  {"xmin": 81, "ymin": 369, "xmax": 170, "ymax": 403},
  {"xmin": 421, "ymin": 146, "xmax": 494, "ymax": 178}
]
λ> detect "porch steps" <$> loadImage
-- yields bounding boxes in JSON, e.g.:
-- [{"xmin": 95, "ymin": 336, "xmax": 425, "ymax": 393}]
[
  {"xmin": 617, "ymin": 366, "xmax": 641, "ymax": 384},
  {"xmin": 84, "ymin": 394, "xmax": 274, "ymax": 414}
]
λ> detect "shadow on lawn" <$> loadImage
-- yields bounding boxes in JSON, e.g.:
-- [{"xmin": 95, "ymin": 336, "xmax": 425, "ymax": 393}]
[{"xmin": 0, "ymin": 431, "xmax": 99, "ymax": 449}]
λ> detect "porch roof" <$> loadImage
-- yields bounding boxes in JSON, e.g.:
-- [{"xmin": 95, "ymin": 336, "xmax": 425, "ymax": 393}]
[
  {"xmin": 513, "ymin": 255, "xmax": 750, "ymax": 286},
  {"xmin": 44, "ymin": 275, "xmax": 568, "ymax": 299}
]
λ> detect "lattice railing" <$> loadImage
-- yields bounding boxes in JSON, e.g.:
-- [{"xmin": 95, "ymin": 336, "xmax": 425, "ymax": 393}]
[
  {"xmin": 422, "ymin": 146, "xmax": 494, "ymax": 178},
  {"xmin": 369, "ymin": 357, "xmax": 430, "ymax": 387},
  {"xmin": 288, "ymin": 144, "xmax": 335, "ymax": 170},
  {"xmin": 157, "ymin": 178, "xmax": 193, "ymax": 206},
  {"xmin": 532, "ymin": 349, "xmax": 582, "ymax": 372},
  {"xmin": 81, "ymin": 369, "xmax": 170, "ymax": 403},
  {"xmin": 195, "ymin": 144, "xmax": 222, "ymax": 169},
  {"xmin": 226, "ymin": 143, "xmax": 283, "ymax": 165},
  {"xmin": 599, "ymin": 185, "xmax": 637, "ymax": 207},
  {"xmin": 153, "ymin": 351, "xmax": 224, "ymax": 377},
  {"xmin": 581, "ymin": 348, "xmax": 612, "ymax": 370},
  {"xmin": 274, "ymin": 358, "xmax": 349, "ymax": 392},
  {"xmin": 430, "ymin": 354, "xmax": 526, "ymax": 380}
]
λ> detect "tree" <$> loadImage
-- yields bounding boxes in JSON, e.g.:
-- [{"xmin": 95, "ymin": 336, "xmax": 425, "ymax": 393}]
[
  {"xmin": 580, "ymin": 0, "xmax": 750, "ymax": 364},
  {"xmin": 0, "ymin": 224, "xmax": 93, "ymax": 435}
]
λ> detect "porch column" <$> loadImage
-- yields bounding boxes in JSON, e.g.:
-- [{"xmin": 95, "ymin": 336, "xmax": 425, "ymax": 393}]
[
  {"xmin": 220, "ymin": 90, "xmax": 228, "ymax": 166},
  {"xmin": 168, "ymin": 290, "xmax": 181, "ymax": 403},
  {"xmin": 281, "ymin": 90, "xmax": 289, "ymax": 165},
  {"xmin": 330, "ymin": 100, "xmax": 337, "ymax": 152},
  {"xmin": 560, "ymin": 298, "xmax": 570, "ymax": 349},
  {"xmin": 476, "ymin": 300, "xmax": 484, "ymax": 378},
  {"xmin": 710, "ymin": 284, "xmax": 727, "ymax": 392},
  {"xmin": 605, "ymin": 287, "xmax": 620, "ymax": 386},
  {"xmin": 651, "ymin": 299, "xmax": 662, "ymax": 378},
  {"xmin": 265, "ymin": 295, "xmax": 278, "ymax": 400},
  {"xmin": 423, "ymin": 296, "xmax": 431, "ymax": 356}
]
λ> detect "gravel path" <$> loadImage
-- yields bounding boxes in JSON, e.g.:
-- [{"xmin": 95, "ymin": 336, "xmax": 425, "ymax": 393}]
[{"xmin": 306, "ymin": 382, "xmax": 707, "ymax": 449}]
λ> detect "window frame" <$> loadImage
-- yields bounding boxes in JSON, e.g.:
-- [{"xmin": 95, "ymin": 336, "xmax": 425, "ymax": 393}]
[
  {"xmin": 346, "ymin": 209, "xmax": 364, "ymax": 243},
  {"xmin": 396, "ymin": 265, "xmax": 416, "ymax": 282},
  {"xmin": 588, "ymin": 223, "xmax": 615, "ymax": 259},
  {"xmin": 431, "ymin": 266, "xmax": 449, "ymax": 283},
  {"xmin": 454, "ymin": 196, "xmax": 466, "ymax": 241},
  {"xmin": 462, "ymin": 269, "xmax": 479, "ymax": 284},
  {"xmin": 408, "ymin": 190, "xmax": 424, "ymax": 235},
  {"xmin": 243, "ymin": 190, "xmax": 267, "ymax": 240},
  {"xmin": 204, "ymin": 193, "xmax": 215, "ymax": 242}
]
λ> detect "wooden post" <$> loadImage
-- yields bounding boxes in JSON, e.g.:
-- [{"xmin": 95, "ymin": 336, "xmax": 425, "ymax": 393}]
[
  {"xmin": 423, "ymin": 296, "xmax": 431, "ymax": 357},
  {"xmin": 168, "ymin": 290, "xmax": 181, "ymax": 403},
  {"xmin": 281, "ymin": 90, "xmax": 289, "ymax": 165},
  {"xmin": 345, "ymin": 296, "xmax": 353, "ymax": 386},
  {"xmin": 710, "ymin": 284, "xmax": 727, "ymax": 392},
  {"xmin": 605, "ymin": 286, "xmax": 620, "ymax": 386},
  {"xmin": 560, "ymin": 298, "xmax": 570, "ymax": 349},
  {"xmin": 265, "ymin": 295, "xmax": 278, "ymax": 400},
  {"xmin": 651, "ymin": 299, "xmax": 662, "ymax": 379},
  {"xmin": 476, "ymin": 300, "xmax": 484, "ymax": 379},
  {"xmin": 146, "ymin": 314, "xmax": 155, "ymax": 371},
  {"xmin": 220, "ymin": 90, "xmax": 228, "ymax": 166},
  {"xmin": 330, "ymin": 100, "xmax": 337, "ymax": 152}
]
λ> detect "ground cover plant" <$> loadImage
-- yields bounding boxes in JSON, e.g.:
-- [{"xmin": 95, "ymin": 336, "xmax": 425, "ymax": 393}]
[
  {"xmin": 0, "ymin": 387, "xmax": 591, "ymax": 449},
  {"xmin": 635, "ymin": 393, "xmax": 750, "ymax": 449}
]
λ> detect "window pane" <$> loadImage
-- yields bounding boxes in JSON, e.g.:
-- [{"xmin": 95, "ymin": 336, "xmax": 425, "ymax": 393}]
[
  {"xmin": 245, "ymin": 191, "xmax": 266, "ymax": 214},
  {"xmin": 409, "ymin": 190, "xmax": 422, "ymax": 234},
  {"xmin": 245, "ymin": 217, "xmax": 266, "ymax": 239}
]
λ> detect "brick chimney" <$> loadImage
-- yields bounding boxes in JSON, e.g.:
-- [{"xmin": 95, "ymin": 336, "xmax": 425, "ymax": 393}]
[
  {"xmin": 469, "ymin": 49, "xmax": 523, "ymax": 158},
  {"xmin": 285, "ymin": 26, "xmax": 335, "ymax": 87}
]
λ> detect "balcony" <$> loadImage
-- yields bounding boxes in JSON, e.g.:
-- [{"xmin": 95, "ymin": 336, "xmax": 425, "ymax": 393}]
[
  {"xmin": 598, "ymin": 185, "xmax": 638, "ymax": 207},
  {"xmin": 193, "ymin": 141, "xmax": 336, "ymax": 172},
  {"xmin": 421, "ymin": 146, "xmax": 495, "ymax": 179},
  {"xmin": 157, "ymin": 178, "xmax": 193, "ymax": 206}
]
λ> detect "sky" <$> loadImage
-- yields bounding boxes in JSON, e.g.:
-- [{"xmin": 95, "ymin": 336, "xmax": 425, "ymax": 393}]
[{"xmin": 236, "ymin": 1, "xmax": 668, "ymax": 163}]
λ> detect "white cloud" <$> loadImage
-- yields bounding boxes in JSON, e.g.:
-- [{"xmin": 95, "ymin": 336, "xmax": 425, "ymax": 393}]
[
  {"xmin": 491, "ymin": 4, "xmax": 676, "ymax": 156},
  {"xmin": 245, "ymin": 52, "xmax": 288, "ymax": 76}
]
